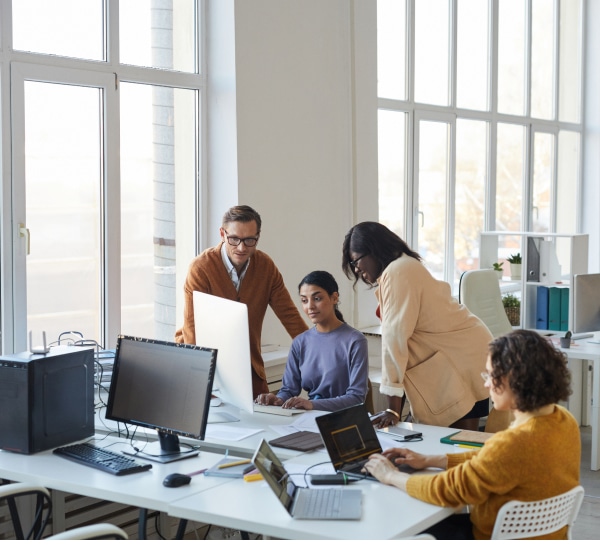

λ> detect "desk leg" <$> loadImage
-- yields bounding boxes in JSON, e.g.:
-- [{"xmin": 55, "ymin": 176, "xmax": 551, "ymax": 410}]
[
  {"xmin": 138, "ymin": 509, "xmax": 148, "ymax": 540},
  {"xmin": 592, "ymin": 358, "xmax": 600, "ymax": 471},
  {"xmin": 566, "ymin": 358, "xmax": 583, "ymax": 425}
]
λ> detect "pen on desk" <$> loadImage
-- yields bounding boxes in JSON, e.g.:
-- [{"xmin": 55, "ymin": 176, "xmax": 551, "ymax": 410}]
[
  {"xmin": 218, "ymin": 458, "xmax": 252, "ymax": 469},
  {"xmin": 188, "ymin": 468, "xmax": 207, "ymax": 476}
]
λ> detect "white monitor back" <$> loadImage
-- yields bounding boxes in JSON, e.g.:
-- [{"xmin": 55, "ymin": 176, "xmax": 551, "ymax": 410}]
[{"xmin": 193, "ymin": 291, "xmax": 254, "ymax": 413}]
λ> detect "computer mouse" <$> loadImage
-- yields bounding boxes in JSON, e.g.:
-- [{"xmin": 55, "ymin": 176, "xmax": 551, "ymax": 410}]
[{"xmin": 163, "ymin": 473, "xmax": 192, "ymax": 488}]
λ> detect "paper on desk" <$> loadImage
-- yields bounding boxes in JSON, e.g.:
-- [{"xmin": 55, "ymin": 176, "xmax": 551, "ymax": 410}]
[
  {"xmin": 267, "ymin": 410, "xmax": 328, "ymax": 437},
  {"xmin": 205, "ymin": 424, "xmax": 263, "ymax": 441}
]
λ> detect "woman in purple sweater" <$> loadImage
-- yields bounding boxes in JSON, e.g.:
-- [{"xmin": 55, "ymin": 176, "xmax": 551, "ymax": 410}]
[{"xmin": 255, "ymin": 271, "xmax": 369, "ymax": 412}]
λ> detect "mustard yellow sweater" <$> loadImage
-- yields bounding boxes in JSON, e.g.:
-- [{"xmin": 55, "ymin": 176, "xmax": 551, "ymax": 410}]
[
  {"xmin": 175, "ymin": 244, "xmax": 307, "ymax": 396},
  {"xmin": 406, "ymin": 405, "xmax": 581, "ymax": 540}
]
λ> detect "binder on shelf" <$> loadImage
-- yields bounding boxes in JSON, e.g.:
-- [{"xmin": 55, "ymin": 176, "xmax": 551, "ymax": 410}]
[
  {"xmin": 548, "ymin": 287, "xmax": 562, "ymax": 331},
  {"xmin": 527, "ymin": 237, "xmax": 541, "ymax": 282},
  {"xmin": 560, "ymin": 287, "xmax": 570, "ymax": 331},
  {"xmin": 536, "ymin": 286, "xmax": 549, "ymax": 330}
]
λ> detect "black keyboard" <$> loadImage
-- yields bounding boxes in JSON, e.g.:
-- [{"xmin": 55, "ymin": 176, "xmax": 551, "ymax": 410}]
[{"xmin": 53, "ymin": 442, "xmax": 153, "ymax": 476}]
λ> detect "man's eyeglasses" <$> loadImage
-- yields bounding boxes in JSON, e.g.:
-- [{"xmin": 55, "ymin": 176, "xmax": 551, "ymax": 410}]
[
  {"xmin": 224, "ymin": 230, "xmax": 259, "ymax": 247},
  {"xmin": 349, "ymin": 253, "xmax": 368, "ymax": 269}
]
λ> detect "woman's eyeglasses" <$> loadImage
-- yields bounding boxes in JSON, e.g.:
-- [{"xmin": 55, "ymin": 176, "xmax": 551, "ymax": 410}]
[
  {"xmin": 481, "ymin": 372, "xmax": 492, "ymax": 383},
  {"xmin": 349, "ymin": 253, "xmax": 368, "ymax": 268}
]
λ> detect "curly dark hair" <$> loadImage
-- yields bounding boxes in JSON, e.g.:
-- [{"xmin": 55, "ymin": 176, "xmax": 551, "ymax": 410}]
[
  {"xmin": 341, "ymin": 222, "xmax": 422, "ymax": 287},
  {"xmin": 488, "ymin": 329, "xmax": 572, "ymax": 412}
]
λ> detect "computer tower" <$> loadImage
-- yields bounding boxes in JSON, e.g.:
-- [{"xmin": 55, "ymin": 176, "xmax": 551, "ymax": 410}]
[{"xmin": 0, "ymin": 345, "xmax": 95, "ymax": 454}]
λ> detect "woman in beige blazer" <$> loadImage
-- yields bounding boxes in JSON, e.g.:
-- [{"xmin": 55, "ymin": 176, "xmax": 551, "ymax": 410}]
[{"xmin": 342, "ymin": 221, "xmax": 491, "ymax": 430}]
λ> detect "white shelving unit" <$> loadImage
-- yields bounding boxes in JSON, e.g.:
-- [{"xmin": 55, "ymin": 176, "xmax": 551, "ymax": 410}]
[{"xmin": 480, "ymin": 232, "xmax": 589, "ymax": 331}]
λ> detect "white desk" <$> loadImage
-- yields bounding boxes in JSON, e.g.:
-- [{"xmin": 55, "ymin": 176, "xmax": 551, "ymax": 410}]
[
  {"xmin": 560, "ymin": 337, "xmax": 600, "ymax": 470},
  {"xmin": 1, "ymin": 422, "xmax": 466, "ymax": 540},
  {"xmin": 168, "ymin": 423, "xmax": 468, "ymax": 540}
]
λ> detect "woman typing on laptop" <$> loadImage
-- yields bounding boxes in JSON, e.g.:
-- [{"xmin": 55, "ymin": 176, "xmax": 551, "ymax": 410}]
[
  {"xmin": 255, "ymin": 271, "xmax": 369, "ymax": 412},
  {"xmin": 362, "ymin": 330, "xmax": 581, "ymax": 540}
]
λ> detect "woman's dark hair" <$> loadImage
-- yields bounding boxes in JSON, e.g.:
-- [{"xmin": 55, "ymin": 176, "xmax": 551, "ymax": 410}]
[
  {"xmin": 488, "ymin": 329, "xmax": 572, "ymax": 412},
  {"xmin": 298, "ymin": 270, "xmax": 344, "ymax": 322},
  {"xmin": 341, "ymin": 222, "xmax": 422, "ymax": 286}
]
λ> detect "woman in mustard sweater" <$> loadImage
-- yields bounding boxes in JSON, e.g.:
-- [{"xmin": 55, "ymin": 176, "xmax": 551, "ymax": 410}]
[{"xmin": 363, "ymin": 330, "xmax": 581, "ymax": 540}]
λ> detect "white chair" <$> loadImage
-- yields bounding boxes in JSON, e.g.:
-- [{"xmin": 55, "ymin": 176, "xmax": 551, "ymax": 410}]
[
  {"xmin": 491, "ymin": 485, "xmax": 584, "ymax": 540},
  {"xmin": 0, "ymin": 482, "xmax": 128, "ymax": 540},
  {"xmin": 46, "ymin": 523, "xmax": 128, "ymax": 540},
  {"xmin": 459, "ymin": 269, "xmax": 515, "ymax": 432},
  {"xmin": 458, "ymin": 269, "xmax": 513, "ymax": 338},
  {"xmin": 0, "ymin": 482, "xmax": 52, "ymax": 540}
]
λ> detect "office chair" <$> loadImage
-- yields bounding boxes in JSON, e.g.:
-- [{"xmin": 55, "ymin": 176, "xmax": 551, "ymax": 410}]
[
  {"xmin": 0, "ymin": 482, "xmax": 52, "ymax": 540},
  {"xmin": 491, "ymin": 485, "xmax": 584, "ymax": 540},
  {"xmin": 458, "ymin": 269, "xmax": 513, "ymax": 338},
  {"xmin": 0, "ymin": 482, "xmax": 128, "ymax": 540},
  {"xmin": 458, "ymin": 269, "xmax": 514, "ymax": 433},
  {"xmin": 45, "ymin": 523, "xmax": 128, "ymax": 540}
]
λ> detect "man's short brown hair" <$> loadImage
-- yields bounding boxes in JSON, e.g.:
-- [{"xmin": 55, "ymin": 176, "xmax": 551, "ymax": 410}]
[{"xmin": 222, "ymin": 205, "xmax": 262, "ymax": 233}]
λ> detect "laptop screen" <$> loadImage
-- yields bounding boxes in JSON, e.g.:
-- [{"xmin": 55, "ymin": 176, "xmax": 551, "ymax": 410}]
[
  {"xmin": 252, "ymin": 439, "xmax": 297, "ymax": 512},
  {"xmin": 316, "ymin": 404, "xmax": 382, "ymax": 469}
]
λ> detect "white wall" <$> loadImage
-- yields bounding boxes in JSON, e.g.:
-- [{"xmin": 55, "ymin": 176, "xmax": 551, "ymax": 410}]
[{"xmin": 206, "ymin": 0, "xmax": 379, "ymax": 346}]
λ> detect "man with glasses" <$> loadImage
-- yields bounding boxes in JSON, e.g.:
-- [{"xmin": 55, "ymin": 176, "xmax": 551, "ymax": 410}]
[{"xmin": 175, "ymin": 205, "xmax": 307, "ymax": 397}]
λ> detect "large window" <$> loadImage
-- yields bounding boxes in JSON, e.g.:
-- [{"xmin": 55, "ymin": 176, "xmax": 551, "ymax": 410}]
[
  {"xmin": 377, "ymin": 0, "xmax": 584, "ymax": 291},
  {"xmin": 1, "ymin": 0, "xmax": 203, "ymax": 353}
]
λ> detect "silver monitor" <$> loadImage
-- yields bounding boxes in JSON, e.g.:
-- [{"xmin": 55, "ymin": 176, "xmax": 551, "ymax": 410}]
[{"xmin": 573, "ymin": 273, "xmax": 600, "ymax": 335}]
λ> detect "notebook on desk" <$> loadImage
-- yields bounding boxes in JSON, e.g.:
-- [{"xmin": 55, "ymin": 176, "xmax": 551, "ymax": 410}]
[{"xmin": 252, "ymin": 439, "xmax": 362, "ymax": 520}]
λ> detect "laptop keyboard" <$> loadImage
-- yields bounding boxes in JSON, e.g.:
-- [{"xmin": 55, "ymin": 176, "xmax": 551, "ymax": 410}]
[{"xmin": 294, "ymin": 488, "xmax": 343, "ymax": 519}]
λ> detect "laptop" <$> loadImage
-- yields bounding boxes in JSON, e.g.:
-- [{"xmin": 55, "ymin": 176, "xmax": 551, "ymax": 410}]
[
  {"xmin": 252, "ymin": 439, "xmax": 362, "ymax": 520},
  {"xmin": 316, "ymin": 403, "xmax": 420, "ymax": 480}
]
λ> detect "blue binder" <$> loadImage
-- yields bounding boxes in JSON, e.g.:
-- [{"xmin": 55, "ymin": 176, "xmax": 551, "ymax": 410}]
[{"xmin": 536, "ymin": 286, "xmax": 549, "ymax": 329}]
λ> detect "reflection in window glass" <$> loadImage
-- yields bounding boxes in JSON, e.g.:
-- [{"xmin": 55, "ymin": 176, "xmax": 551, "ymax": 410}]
[
  {"xmin": 531, "ymin": 0, "xmax": 555, "ymax": 120},
  {"xmin": 120, "ymin": 83, "xmax": 197, "ymax": 340},
  {"xmin": 457, "ymin": 0, "xmax": 489, "ymax": 111},
  {"xmin": 531, "ymin": 132, "xmax": 554, "ymax": 232},
  {"xmin": 556, "ymin": 131, "xmax": 579, "ymax": 233},
  {"xmin": 498, "ymin": 0, "xmax": 526, "ymax": 115},
  {"xmin": 455, "ymin": 119, "xmax": 487, "ymax": 280},
  {"xmin": 414, "ymin": 0, "xmax": 449, "ymax": 106},
  {"xmin": 378, "ymin": 110, "xmax": 406, "ymax": 236},
  {"xmin": 377, "ymin": 0, "xmax": 407, "ymax": 100},
  {"xmin": 496, "ymin": 123, "xmax": 525, "ymax": 232},
  {"xmin": 120, "ymin": 0, "xmax": 197, "ymax": 72},
  {"xmin": 559, "ymin": 0, "xmax": 582, "ymax": 123},
  {"xmin": 24, "ymin": 82, "xmax": 101, "ymax": 341},
  {"xmin": 417, "ymin": 120, "xmax": 448, "ymax": 280},
  {"xmin": 13, "ymin": 0, "xmax": 104, "ymax": 61}
]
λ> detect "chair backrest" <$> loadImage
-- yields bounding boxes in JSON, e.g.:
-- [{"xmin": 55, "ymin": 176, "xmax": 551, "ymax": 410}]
[
  {"xmin": 46, "ymin": 523, "xmax": 129, "ymax": 540},
  {"xmin": 491, "ymin": 485, "xmax": 585, "ymax": 540},
  {"xmin": 0, "ymin": 482, "xmax": 52, "ymax": 540},
  {"xmin": 458, "ymin": 269, "xmax": 513, "ymax": 338}
]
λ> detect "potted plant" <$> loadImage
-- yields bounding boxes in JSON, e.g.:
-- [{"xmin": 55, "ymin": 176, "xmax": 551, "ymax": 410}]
[
  {"xmin": 492, "ymin": 262, "xmax": 504, "ymax": 280},
  {"xmin": 507, "ymin": 252, "xmax": 522, "ymax": 280},
  {"xmin": 502, "ymin": 293, "xmax": 520, "ymax": 326}
]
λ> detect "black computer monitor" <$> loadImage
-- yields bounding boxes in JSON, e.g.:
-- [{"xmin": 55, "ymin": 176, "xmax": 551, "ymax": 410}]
[{"xmin": 105, "ymin": 335, "xmax": 217, "ymax": 463}]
